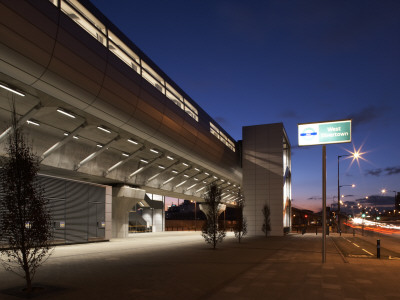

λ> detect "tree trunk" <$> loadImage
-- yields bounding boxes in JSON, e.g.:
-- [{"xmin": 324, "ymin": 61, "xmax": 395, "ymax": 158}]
[{"xmin": 23, "ymin": 254, "xmax": 32, "ymax": 293}]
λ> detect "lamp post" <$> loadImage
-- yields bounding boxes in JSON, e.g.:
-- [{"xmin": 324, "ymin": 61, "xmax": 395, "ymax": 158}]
[
  {"xmin": 338, "ymin": 153, "xmax": 358, "ymax": 234},
  {"xmin": 382, "ymin": 189, "xmax": 397, "ymax": 214}
]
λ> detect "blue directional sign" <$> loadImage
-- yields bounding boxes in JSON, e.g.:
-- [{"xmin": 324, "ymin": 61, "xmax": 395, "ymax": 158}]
[{"xmin": 298, "ymin": 120, "xmax": 352, "ymax": 146}]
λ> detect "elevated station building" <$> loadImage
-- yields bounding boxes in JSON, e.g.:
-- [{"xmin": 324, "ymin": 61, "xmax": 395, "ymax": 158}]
[{"xmin": 0, "ymin": 0, "xmax": 291, "ymax": 241}]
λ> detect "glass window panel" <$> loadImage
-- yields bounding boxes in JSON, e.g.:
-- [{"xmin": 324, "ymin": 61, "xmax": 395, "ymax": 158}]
[
  {"xmin": 108, "ymin": 31, "xmax": 140, "ymax": 64},
  {"xmin": 166, "ymin": 83, "xmax": 183, "ymax": 101},
  {"xmin": 210, "ymin": 122, "xmax": 219, "ymax": 133},
  {"xmin": 61, "ymin": 1, "xmax": 106, "ymax": 46},
  {"xmin": 64, "ymin": 0, "xmax": 106, "ymax": 34},
  {"xmin": 141, "ymin": 61, "xmax": 164, "ymax": 85},
  {"xmin": 184, "ymin": 99, "xmax": 198, "ymax": 116},
  {"xmin": 166, "ymin": 90, "xmax": 184, "ymax": 109},
  {"xmin": 109, "ymin": 41, "xmax": 140, "ymax": 73},
  {"xmin": 49, "ymin": 0, "xmax": 58, "ymax": 6},
  {"xmin": 142, "ymin": 70, "xmax": 165, "ymax": 94}
]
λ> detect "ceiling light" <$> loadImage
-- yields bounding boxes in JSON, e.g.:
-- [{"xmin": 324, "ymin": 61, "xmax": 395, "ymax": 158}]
[
  {"xmin": 163, "ymin": 177, "xmax": 174, "ymax": 185},
  {"xmin": 64, "ymin": 132, "xmax": 69, "ymax": 136},
  {"xmin": 184, "ymin": 174, "xmax": 189, "ymax": 178},
  {"xmin": 150, "ymin": 149, "xmax": 159, "ymax": 154},
  {"xmin": 213, "ymin": 176, "xmax": 218, "ymax": 179},
  {"xmin": 194, "ymin": 178, "xmax": 198, "ymax": 181},
  {"xmin": 0, "ymin": 83, "xmax": 25, "ymax": 96},
  {"xmin": 140, "ymin": 159, "xmax": 148, "ymax": 164},
  {"xmin": 182, "ymin": 162, "xmax": 189, "ymax": 167},
  {"xmin": 122, "ymin": 152, "xmax": 129, "ymax": 157},
  {"xmin": 187, "ymin": 183, "xmax": 197, "ymax": 190},
  {"xmin": 204, "ymin": 172, "xmax": 209, "ymax": 175},
  {"xmin": 194, "ymin": 168, "xmax": 200, "ymax": 172},
  {"xmin": 73, "ymin": 136, "xmax": 79, "ymax": 140},
  {"xmin": 97, "ymin": 126, "xmax": 111, "ymax": 133},
  {"xmin": 196, "ymin": 186, "xmax": 206, "ymax": 193},
  {"xmin": 158, "ymin": 165, "xmax": 165, "ymax": 169},
  {"xmin": 167, "ymin": 156, "xmax": 174, "ymax": 160},
  {"xmin": 57, "ymin": 108, "xmax": 76, "ymax": 118},
  {"xmin": 96, "ymin": 144, "xmax": 103, "ymax": 148},
  {"xmin": 176, "ymin": 180, "xmax": 187, "ymax": 188},
  {"xmin": 26, "ymin": 120, "xmax": 39, "ymax": 126},
  {"xmin": 130, "ymin": 167, "xmax": 144, "ymax": 177},
  {"xmin": 171, "ymin": 170, "xmax": 178, "ymax": 174},
  {"xmin": 203, "ymin": 181, "xmax": 207, "ymax": 184},
  {"xmin": 127, "ymin": 138, "xmax": 138, "ymax": 144}
]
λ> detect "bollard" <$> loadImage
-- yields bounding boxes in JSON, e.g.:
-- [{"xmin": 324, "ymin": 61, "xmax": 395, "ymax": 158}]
[{"xmin": 377, "ymin": 239, "xmax": 380, "ymax": 259}]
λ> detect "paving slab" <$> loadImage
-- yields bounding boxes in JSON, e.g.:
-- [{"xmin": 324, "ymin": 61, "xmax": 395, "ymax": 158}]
[{"xmin": 0, "ymin": 232, "xmax": 399, "ymax": 299}]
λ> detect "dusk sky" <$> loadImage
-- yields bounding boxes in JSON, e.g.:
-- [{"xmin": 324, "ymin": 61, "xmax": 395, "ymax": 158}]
[{"xmin": 91, "ymin": 0, "xmax": 400, "ymax": 212}]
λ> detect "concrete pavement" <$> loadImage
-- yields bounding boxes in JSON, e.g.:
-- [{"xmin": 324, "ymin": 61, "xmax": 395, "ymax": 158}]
[{"xmin": 1, "ymin": 231, "xmax": 400, "ymax": 299}]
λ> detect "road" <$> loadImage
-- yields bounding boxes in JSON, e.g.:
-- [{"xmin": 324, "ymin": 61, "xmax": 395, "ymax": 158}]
[{"xmin": 331, "ymin": 236, "xmax": 400, "ymax": 260}]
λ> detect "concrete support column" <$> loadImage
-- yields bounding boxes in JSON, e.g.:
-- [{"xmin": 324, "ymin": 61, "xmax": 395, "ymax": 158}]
[
  {"xmin": 112, "ymin": 186, "xmax": 145, "ymax": 238},
  {"xmin": 105, "ymin": 186, "xmax": 112, "ymax": 240}
]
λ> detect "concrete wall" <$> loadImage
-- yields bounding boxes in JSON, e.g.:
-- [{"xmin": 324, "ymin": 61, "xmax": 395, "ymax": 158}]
[{"xmin": 242, "ymin": 123, "xmax": 290, "ymax": 236}]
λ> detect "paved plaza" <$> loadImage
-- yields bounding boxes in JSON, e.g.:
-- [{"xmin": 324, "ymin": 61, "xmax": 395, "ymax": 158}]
[{"xmin": 1, "ymin": 231, "xmax": 400, "ymax": 299}]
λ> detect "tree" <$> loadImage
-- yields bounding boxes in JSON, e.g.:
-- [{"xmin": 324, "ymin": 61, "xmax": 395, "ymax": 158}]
[
  {"xmin": 0, "ymin": 105, "xmax": 53, "ymax": 293},
  {"xmin": 261, "ymin": 204, "xmax": 271, "ymax": 237},
  {"xmin": 201, "ymin": 183, "xmax": 226, "ymax": 249},
  {"xmin": 233, "ymin": 192, "xmax": 247, "ymax": 243}
]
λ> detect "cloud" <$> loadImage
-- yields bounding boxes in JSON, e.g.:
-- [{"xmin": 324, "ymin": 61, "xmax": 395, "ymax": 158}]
[
  {"xmin": 365, "ymin": 166, "xmax": 400, "ymax": 177},
  {"xmin": 307, "ymin": 196, "xmax": 322, "ymax": 200},
  {"xmin": 346, "ymin": 105, "xmax": 388, "ymax": 130},
  {"xmin": 384, "ymin": 166, "xmax": 400, "ymax": 175},
  {"xmin": 214, "ymin": 116, "xmax": 228, "ymax": 125},
  {"xmin": 365, "ymin": 168, "xmax": 383, "ymax": 176}
]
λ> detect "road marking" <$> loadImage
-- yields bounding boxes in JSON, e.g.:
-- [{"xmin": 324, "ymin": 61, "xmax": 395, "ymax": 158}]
[
  {"xmin": 389, "ymin": 256, "xmax": 400, "ymax": 260},
  {"xmin": 362, "ymin": 249, "xmax": 373, "ymax": 256},
  {"xmin": 345, "ymin": 238, "xmax": 351, "ymax": 243},
  {"xmin": 348, "ymin": 254, "xmax": 369, "ymax": 258},
  {"xmin": 353, "ymin": 243, "xmax": 360, "ymax": 247}
]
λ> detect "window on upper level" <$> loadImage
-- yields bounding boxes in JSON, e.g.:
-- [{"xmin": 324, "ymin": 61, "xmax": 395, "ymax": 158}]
[
  {"xmin": 166, "ymin": 83, "xmax": 184, "ymax": 110},
  {"xmin": 184, "ymin": 100, "xmax": 198, "ymax": 121},
  {"xmin": 141, "ymin": 61, "xmax": 165, "ymax": 94},
  {"xmin": 108, "ymin": 31, "xmax": 140, "ymax": 74},
  {"xmin": 61, "ymin": 0, "xmax": 106, "ymax": 46},
  {"xmin": 209, "ymin": 122, "xmax": 235, "ymax": 152}
]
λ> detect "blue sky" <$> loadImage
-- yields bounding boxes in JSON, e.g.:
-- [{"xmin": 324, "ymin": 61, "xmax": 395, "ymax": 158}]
[{"xmin": 91, "ymin": 0, "xmax": 400, "ymax": 212}]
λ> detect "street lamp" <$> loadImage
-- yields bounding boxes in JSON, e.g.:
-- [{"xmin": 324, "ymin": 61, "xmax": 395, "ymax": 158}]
[
  {"xmin": 381, "ymin": 189, "xmax": 397, "ymax": 212},
  {"xmin": 338, "ymin": 151, "xmax": 361, "ymax": 234}
]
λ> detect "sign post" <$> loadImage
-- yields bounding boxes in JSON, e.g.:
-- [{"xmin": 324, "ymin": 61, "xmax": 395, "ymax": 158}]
[{"xmin": 298, "ymin": 119, "xmax": 351, "ymax": 263}]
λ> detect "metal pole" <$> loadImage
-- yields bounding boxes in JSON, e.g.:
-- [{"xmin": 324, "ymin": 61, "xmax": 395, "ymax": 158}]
[
  {"xmin": 377, "ymin": 239, "xmax": 380, "ymax": 259},
  {"xmin": 322, "ymin": 145, "xmax": 327, "ymax": 263},
  {"xmin": 338, "ymin": 156, "xmax": 340, "ymax": 234},
  {"xmin": 194, "ymin": 201, "xmax": 197, "ymax": 231}
]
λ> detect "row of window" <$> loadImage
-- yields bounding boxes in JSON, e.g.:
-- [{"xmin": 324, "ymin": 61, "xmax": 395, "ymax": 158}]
[
  {"xmin": 49, "ymin": 0, "xmax": 235, "ymax": 151},
  {"xmin": 210, "ymin": 122, "xmax": 235, "ymax": 152}
]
